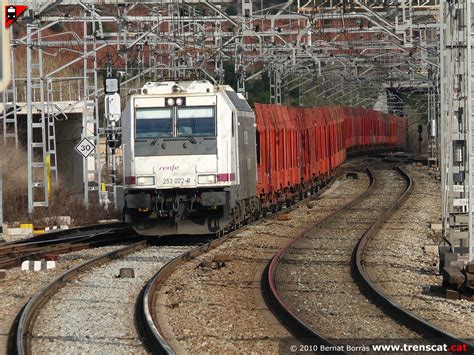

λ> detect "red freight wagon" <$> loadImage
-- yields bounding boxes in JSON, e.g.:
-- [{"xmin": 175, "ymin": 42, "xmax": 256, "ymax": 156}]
[{"xmin": 255, "ymin": 103, "xmax": 406, "ymax": 212}]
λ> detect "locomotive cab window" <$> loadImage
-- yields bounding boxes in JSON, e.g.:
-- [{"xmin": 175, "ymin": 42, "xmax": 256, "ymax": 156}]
[
  {"xmin": 136, "ymin": 108, "xmax": 173, "ymax": 138},
  {"xmin": 177, "ymin": 106, "xmax": 216, "ymax": 136}
]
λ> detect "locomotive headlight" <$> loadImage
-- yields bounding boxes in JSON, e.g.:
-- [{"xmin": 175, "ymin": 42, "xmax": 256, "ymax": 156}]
[
  {"xmin": 165, "ymin": 97, "xmax": 185, "ymax": 106},
  {"xmin": 136, "ymin": 176, "xmax": 155, "ymax": 186}
]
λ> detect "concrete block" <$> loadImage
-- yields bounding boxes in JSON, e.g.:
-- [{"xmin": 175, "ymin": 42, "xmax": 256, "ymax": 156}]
[
  {"xmin": 118, "ymin": 268, "xmax": 135, "ymax": 278},
  {"xmin": 21, "ymin": 260, "xmax": 56, "ymax": 271},
  {"xmin": 443, "ymin": 253, "xmax": 460, "ymax": 269},
  {"xmin": 442, "ymin": 266, "xmax": 465, "ymax": 285},
  {"xmin": 4, "ymin": 227, "xmax": 33, "ymax": 241},
  {"xmin": 0, "ymin": 269, "xmax": 6, "ymax": 280}
]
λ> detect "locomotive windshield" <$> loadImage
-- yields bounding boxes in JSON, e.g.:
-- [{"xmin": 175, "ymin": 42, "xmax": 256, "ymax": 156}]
[
  {"xmin": 136, "ymin": 107, "xmax": 173, "ymax": 138},
  {"xmin": 177, "ymin": 107, "xmax": 216, "ymax": 137}
]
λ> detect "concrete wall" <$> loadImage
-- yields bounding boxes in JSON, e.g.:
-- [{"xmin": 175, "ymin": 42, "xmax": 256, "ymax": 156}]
[{"xmin": 55, "ymin": 114, "xmax": 84, "ymax": 196}]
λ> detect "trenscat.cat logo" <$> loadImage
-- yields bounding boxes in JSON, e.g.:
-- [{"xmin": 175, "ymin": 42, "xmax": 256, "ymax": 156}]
[{"xmin": 5, "ymin": 5, "xmax": 28, "ymax": 28}]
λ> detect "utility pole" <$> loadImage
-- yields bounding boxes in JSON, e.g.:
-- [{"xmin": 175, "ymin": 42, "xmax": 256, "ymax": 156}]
[
  {"xmin": 1, "ymin": 2, "xmax": 11, "ymax": 239},
  {"xmin": 0, "ymin": 144, "xmax": 3, "ymax": 240},
  {"xmin": 104, "ymin": 64, "xmax": 121, "ymax": 210},
  {"xmin": 440, "ymin": 0, "xmax": 474, "ymax": 264}
]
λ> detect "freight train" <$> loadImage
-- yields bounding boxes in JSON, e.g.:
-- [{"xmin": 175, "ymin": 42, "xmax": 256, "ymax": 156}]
[{"xmin": 122, "ymin": 80, "xmax": 406, "ymax": 236}]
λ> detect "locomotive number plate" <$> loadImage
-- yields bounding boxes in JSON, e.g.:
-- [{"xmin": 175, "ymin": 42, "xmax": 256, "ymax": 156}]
[{"xmin": 162, "ymin": 177, "xmax": 191, "ymax": 185}]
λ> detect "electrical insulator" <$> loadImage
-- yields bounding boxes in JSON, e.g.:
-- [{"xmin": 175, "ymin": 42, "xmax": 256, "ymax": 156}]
[{"xmin": 430, "ymin": 120, "xmax": 436, "ymax": 138}]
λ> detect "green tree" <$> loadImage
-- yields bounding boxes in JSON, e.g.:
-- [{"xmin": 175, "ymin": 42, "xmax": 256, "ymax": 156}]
[{"xmin": 223, "ymin": 62, "xmax": 270, "ymax": 105}]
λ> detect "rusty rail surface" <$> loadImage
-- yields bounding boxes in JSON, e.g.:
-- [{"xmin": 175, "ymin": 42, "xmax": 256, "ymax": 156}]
[
  {"xmin": 354, "ymin": 167, "xmax": 474, "ymax": 353},
  {"xmin": 136, "ymin": 169, "xmax": 341, "ymax": 354},
  {"xmin": 10, "ymin": 166, "xmax": 342, "ymax": 355},
  {"xmin": 263, "ymin": 166, "xmax": 474, "ymax": 354},
  {"xmin": 262, "ymin": 168, "xmax": 375, "ymax": 354}
]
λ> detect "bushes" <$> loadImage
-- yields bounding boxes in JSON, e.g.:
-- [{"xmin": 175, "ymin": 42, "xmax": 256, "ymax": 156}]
[{"xmin": 1, "ymin": 143, "xmax": 120, "ymax": 226}]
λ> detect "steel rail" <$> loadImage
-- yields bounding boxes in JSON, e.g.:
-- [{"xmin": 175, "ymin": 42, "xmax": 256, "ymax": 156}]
[
  {"xmin": 354, "ymin": 167, "xmax": 474, "ymax": 353},
  {"xmin": 136, "ymin": 168, "xmax": 342, "ymax": 354},
  {"xmin": 2, "ymin": 221, "xmax": 127, "ymax": 246},
  {"xmin": 12, "ymin": 238, "xmax": 147, "ymax": 355},
  {"xmin": 262, "ymin": 168, "xmax": 375, "ymax": 354},
  {"xmin": 263, "ymin": 166, "xmax": 473, "ymax": 353},
  {"xmin": 0, "ymin": 226, "xmax": 137, "ymax": 269},
  {"xmin": 138, "ymin": 229, "xmax": 237, "ymax": 355},
  {"xmin": 10, "ymin": 163, "xmax": 344, "ymax": 354}
]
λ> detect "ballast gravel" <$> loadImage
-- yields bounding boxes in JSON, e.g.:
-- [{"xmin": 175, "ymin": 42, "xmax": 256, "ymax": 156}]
[
  {"xmin": 30, "ymin": 245, "xmax": 192, "ymax": 354},
  {"xmin": 276, "ymin": 168, "xmax": 418, "ymax": 339},
  {"xmin": 158, "ymin": 166, "xmax": 370, "ymax": 354},
  {"xmin": 0, "ymin": 244, "xmax": 126, "ymax": 354},
  {"xmin": 364, "ymin": 164, "xmax": 474, "ymax": 339}
]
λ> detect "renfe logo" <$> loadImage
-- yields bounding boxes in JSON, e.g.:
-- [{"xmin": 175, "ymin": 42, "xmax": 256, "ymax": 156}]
[{"xmin": 159, "ymin": 164, "xmax": 179, "ymax": 172}]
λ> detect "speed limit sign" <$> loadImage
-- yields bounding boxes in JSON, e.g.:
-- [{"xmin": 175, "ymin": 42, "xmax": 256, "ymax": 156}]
[{"xmin": 74, "ymin": 137, "xmax": 96, "ymax": 158}]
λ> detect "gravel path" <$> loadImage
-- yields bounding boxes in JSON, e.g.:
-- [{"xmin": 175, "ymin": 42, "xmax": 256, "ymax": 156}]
[
  {"xmin": 30, "ymin": 244, "xmax": 193, "ymax": 354},
  {"xmin": 364, "ymin": 164, "xmax": 474, "ymax": 339},
  {"xmin": 157, "ymin": 165, "xmax": 370, "ymax": 354},
  {"xmin": 0, "ymin": 244, "xmax": 126, "ymax": 354},
  {"xmin": 276, "ymin": 167, "xmax": 417, "ymax": 340}
]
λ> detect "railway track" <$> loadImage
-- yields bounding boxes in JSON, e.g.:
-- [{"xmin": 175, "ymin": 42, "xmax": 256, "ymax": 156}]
[
  {"xmin": 133, "ymin": 161, "xmax": 377, "ymax": 354},
  {"xmin": 12, "ymin": 234, "xmax": 213, "ymax": 354},
  {"xmin": 263, "ymin": 166, "xmax": 474, "ymax": 353},
  {"xmin": 137, "ymin": 231, "xmax": 243, "ymax": 354},
  {"xmin": 0, "ymin": 224, "xmax": 135, "ymax": 269},
  {"xmin": 10, "ymin": 157, "xmax": 352, "ymax": 354},
  {"xmin": 11, "ymin": 160, "xmax": 469, "ymax": 354}
]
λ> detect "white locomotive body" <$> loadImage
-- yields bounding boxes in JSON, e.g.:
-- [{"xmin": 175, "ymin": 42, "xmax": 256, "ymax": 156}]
[{"xmin": 122, "ymin": 80, "xmax": 259, "ymax": 235}]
